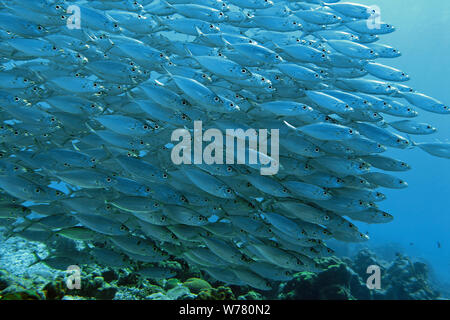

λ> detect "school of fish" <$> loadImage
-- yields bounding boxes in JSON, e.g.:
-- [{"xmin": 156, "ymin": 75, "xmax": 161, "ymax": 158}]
[{"xmin": 0, "ymin": 0, "xmax": 449, "ymax": 290}]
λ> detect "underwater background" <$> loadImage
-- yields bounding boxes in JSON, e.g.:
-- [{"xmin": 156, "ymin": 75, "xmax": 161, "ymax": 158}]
[
  {"xmin": 0, "ymin": 0, "xmax": 449, "ymax": 300},
  {"xmin": 348, "ymin": 0, "xmax": 450, "ymax": 285}
]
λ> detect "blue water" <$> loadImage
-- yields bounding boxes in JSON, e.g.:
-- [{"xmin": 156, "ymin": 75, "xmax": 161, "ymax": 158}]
[
  {"xmin": 354, "ymin": 0, "xmax": 450, "ymax": 283},
  {"xmin": 1, "ymin": 0, "xmax": 448, "ymax": 299}
]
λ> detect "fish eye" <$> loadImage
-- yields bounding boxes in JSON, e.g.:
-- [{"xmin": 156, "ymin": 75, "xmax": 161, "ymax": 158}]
[
  {"xmin": 226, "ymin": 188, "xmax": 232, "ymax": 193},
  {"xmin": 315, "ymin": 74, "xmax": 319, "ymax": 78},
  {"xmin": 349, "ymin": 129, "xmax": 353, "ymax": 134},
  {"xmin": 93, "ymin": 83, "xmax": 97, "ymax": 87},
  {"xmin": 268, "ymin": 85, "xmax": 273, "ymax": 89},
  {"xmin": 202, "ymin": 74, "xmax": 206, "ymax": 78},
  {"xmin": 370, "ymin": 50, "xmax": 374, "ymax": 54},
  {"xmin": 315, "ymin": 147, "xmax": 320, "ymax": 152},
  {"xmin": 324, "ymin": 215, "xmax": 330, "ymax": 221},
  {"xmin": 14, "ymin": 97, "xmax": 19, "ymax": 101},
  {"xmin": 182, "ymin": 100, "xmax": 187, "ymax": 105},
  {"xmin": 214, "ymin": 97, "xmax": 220, "ymax": 102},
  {"xmin": 140, "ymin": 140, "xmax": 144, "ymax": 145},
  {"xmin": 373, "ymin": 113, "xmax": 378, "ymax": 117},
  {"xmin": 159, "ymin": 53, "xmax": 164, "ymax": 58},
  {"xmin": 143, "ymin": 124, "xmax": 149, "ymax": 129},
  {"xmin": 114, "ymin": 24, "xmax": 118, "ymax": 28},
  {"xmin": 154, "ymin": 203, "xmax": 159, "ymax": 207},
  {"xmin": 321, "ymin": 54, "xmax": 326, "ymax": 58},
  {"xmin": 209, "ymin": 24, "xmax": 214, "ymax": 29},
  {"xmin": 38, "ymin": 26, "xmax": 42, "ymax": 30},
  {"xmin": 241, "ymin": 69, "xmax": 246, "ymax": 73},
  {"xmin": 35, "ymin": 188, "xmax": 41, "ymax": 193},
  {"xmin": 163, "ymin": 173, "xmax": 168, "ymax": 178},
  {"xmin": 55, "ymin": 5, "xmax": 60, "ymax": 9}
]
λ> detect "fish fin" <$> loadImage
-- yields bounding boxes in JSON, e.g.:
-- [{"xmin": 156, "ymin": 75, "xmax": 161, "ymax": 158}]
[
  {"xmin": 161, "ymin": 0, "xmax": 173, "ymax": 8},
  {"xmin": 184, "ymin": 46, "xmax": 194, "ymax": 58},
  {"xmin": 405, "ymin": 134, "xmax": 417, "ymax": 148},
  {"xmin": 28, "ymin": 251, "xmax": 43, "ymax": 267},
  {"xmin": 162, "ymin": 65, "xmax": 174, "ymax": 78},
  {"xmin": 152, "ymin": 15, "xmax": 164, "ymax": 26},
  {"xmin": 194, "ymin": 27, "xmax": 204, "ymax": 38},
  {"xmin": 85, "ymin": 122, "xmax": 97, "ymax": 135},
  {"xmin": 283, "ymin": 120, "xmax": 298, "ymax": 132}
]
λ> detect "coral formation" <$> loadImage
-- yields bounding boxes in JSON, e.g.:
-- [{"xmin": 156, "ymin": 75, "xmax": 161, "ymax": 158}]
[{"xmin": 0, "ymin": 231, "xmax": 445, "ymax": 300}]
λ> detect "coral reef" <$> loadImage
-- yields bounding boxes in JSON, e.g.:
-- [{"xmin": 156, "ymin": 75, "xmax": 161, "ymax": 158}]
[
  {"xmin": 277, "ymin": 249, "xmax": 442, "ymax": 300},
  {"xmin": 0, "ymin": 231, "xmax": 446, "ymax": 300}
]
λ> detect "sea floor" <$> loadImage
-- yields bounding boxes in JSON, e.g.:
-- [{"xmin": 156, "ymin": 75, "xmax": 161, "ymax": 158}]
[{"xmin": 0, "ymin": 229, "xmax": 447, "ymax": 300}]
